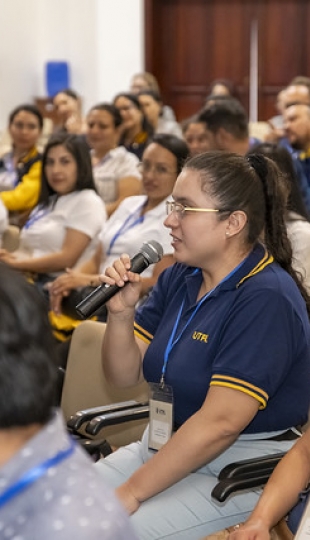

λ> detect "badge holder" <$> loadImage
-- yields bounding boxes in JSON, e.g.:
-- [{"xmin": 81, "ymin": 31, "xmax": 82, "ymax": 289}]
[{"xmin": 148, "ymin": 382, "xmax": 174, "ymax": 451}]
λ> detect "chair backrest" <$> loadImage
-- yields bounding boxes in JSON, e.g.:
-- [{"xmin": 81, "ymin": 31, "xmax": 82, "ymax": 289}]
[{"xmin": 61, "ymin": 320, "xmax": 149, "ymax": 447}]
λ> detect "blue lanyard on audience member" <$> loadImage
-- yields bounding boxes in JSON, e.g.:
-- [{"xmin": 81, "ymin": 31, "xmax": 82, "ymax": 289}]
[
  {"xmin": 160, "ymin": 260, "xmax": 246, "ymax": 386},
  {"xmin": 0, "ymin": 438, "xmax": 75, "ymax": 509},
  {"xmin": 24, "ymin": 206, "xmax": 50, "ymax": 229},
  {"xmin": 107, "ymin": 204, "xmax": 145, "ymax": 255}
]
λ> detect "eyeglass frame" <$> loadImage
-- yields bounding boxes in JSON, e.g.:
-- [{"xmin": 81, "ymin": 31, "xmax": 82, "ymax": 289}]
[
  {"xmin": 138, "ymin": 161, "xmax": 178, "ymax": 177},
  {"xmin": 166, "ymin": 200, "xmax": 227, "ymax": 218}
]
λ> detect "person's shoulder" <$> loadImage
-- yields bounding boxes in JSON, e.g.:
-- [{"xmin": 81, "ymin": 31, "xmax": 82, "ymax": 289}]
[
  {"xmin": 111, "ymin": 146, "xmax": 139, "ymax": 164},
  {"xmin": 49, "ymin": 448, "xmax": 136, "ymax": 539},
  {"xmin": 241, "ymin": 261, "xmax": 308, "ymax": 316},
  {"xmin": 73, "ymin": 189, "xmax": 104, "ymax": 204},
  {"xmin": 117, "ymin": 194, "xmax": 146, "ymax": 211},
  {"xmin": 59, "ymin": 190, "xmax": 105, "ymax": 216}
]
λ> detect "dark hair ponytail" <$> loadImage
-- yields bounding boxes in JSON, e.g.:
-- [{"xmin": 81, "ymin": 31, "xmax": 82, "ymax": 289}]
[{"xmin": 247, "ymin": 153, "xmax": 310, "ymax": 315}]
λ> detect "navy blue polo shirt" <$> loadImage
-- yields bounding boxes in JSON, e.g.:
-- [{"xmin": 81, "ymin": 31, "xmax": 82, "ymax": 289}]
[{"xmin": 134, "ymin": 243, "xmax": 310, "ymax": 433}]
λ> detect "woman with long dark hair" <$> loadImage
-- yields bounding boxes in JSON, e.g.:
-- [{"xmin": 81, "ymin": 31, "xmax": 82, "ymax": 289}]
[{"xmin": 0, "ymin": 133, "xmax": 105, "ymax": 284}]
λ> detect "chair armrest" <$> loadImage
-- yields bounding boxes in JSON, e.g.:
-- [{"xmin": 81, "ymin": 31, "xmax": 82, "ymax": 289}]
[
  {"xmin": 211, "ymin": 452, "xmax": 285, "ymax": 502},
  {"xmin": 67, "ymin": 400, "xmax": 148, "ymax": 432},
  {"xmin": 212, "ymin": 472, "xmax": 273, "ymax": 503},
  {"xmin": 85, "ymin": 404, "xmax": 150, "ymax": 436},
  {"xmin": 218, "ymin": 452, "xmax": 286, "ymax": 480}
]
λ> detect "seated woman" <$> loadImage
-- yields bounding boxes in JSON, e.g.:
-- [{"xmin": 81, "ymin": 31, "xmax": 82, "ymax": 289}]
[
  {"xmin": 0, "ymin": 104, "xmax": 43, "ymax": 227},
  {"xmin": 86, "ymin": 102, "xmax": 142, "ymax": 216},
  {"xmin": 250, "ymin": 142, "xmax": 310, "ymax": 292},
  {"xmin": 0, "ymin": 133, "xmax": 106, "ymax": 288},
  {"xmin": 113, "ymin": 93, "xmax": 154, "ymax": 160},
  {"xmin": 53, "ymin": 88, "xmax": 86, "ymax": 134},
  {"xmin": 228, "ymin": 425, "xmax": 310, "ymax": 539},
  {"xmin": 137, "ymin": 90, "xmax": 183, "ymax": 138},
  {"xmin": 129, "ymin": 71, "xmax": 176, "ymax": 122},
  {"xmin": 49, "ymin": 134, "xmax": 189, "ymax": 317},
  {"xmin": 95, "ymin": 151, "xmax": 310, "ymax": 539},
  {"xmin": 182, "ymin": 114, "xmax": 210, "ymax": 156}
]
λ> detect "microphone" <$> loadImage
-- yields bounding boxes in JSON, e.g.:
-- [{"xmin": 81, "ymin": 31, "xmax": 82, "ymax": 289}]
[{"xmin": 75, "ymin": 240, "xmax": 164, "ymax": 319}]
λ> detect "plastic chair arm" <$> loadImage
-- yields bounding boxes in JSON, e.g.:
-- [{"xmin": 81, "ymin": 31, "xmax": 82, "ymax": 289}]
[
  {"xmin": 212, "ymin": 452, "xmax": 286, "ymax": 502},
  {"xmin": 67, "ymin": 400, "xmax": 148, "ymax": 431},
  {"xmin": 218, "ymin": 452, "xmax": 285, "ymax": 480},
  {"xmin": 85, "ymin": 404, "xmax": 150, "ymax": 436},
  {"xmin": 212, "ymin": 472, "xmax": 273, "ymax": 503}
]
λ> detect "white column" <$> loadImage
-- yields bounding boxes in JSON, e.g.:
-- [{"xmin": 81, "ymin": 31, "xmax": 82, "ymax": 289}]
[{"xmin": 249, "ymin": 19, "xmax": 259, "ymax": 123}]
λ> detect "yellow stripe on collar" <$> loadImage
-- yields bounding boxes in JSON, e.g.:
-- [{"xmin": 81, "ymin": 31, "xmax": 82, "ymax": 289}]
[
  {"xmin": 237, "ymin": 249, "xmax": 274, "ymax": 288},
  {"xmin": 299, "ymin": 148, "xmax": 310, "ymax": 160}
]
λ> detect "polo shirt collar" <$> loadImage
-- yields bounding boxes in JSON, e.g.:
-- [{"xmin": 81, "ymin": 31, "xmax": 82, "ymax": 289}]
[{"xmin": 185, "ymin": 243, "xmax": 272, "ymax": 305}]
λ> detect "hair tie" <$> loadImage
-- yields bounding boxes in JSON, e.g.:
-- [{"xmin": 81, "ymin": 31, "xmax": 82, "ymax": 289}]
[{"xmin": 247, "ymin": 154, "xmax": 268, "ymax": 180}]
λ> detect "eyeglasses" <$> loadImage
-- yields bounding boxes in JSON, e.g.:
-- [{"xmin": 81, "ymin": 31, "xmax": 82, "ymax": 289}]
[
  {"xmin": 166, "ymin": 200, "xmax": 220, "ymax": 218},
  {"xmin": 138, "ymin": 162, "xmax": 177, "ymax": 177},
  {"xmin": 11, "ymin": 122, "xmax": 39, "ymax": 131}
]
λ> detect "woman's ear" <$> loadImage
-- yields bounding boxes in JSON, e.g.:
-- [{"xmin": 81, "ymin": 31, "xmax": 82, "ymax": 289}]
[{"xmin": 226, "ymin": 210, "xmax": 248, "ymax": 237}]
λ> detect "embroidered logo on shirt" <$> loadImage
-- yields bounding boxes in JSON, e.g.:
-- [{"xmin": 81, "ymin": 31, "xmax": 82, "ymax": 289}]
[{"xmin": 192, "ymin": 331, "xmax": 209, "ymax": 343}]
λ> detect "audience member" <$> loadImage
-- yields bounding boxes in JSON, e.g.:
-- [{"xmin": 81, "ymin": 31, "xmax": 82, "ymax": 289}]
[
  {"xmin": 95, "ymin": 151, "xmax": 310, "ymax": 539},
  {"xmin": 130, "ymin": 71, "xmax": 176, "ymax": 121},
  {"xmin": 182, "ymin": 115, "xmax": 210, "ymax": 156},
  {"xmin": 198, "ymin": 98, "xmax": 253, "ymax": 154},
  {"xmin": 266, "ymin": 88, "xmax": 287, "ymax": 140},
  {"xmin": 284, "ymin": 81, "xmax": 310, "ymax": 109},
  {"xmin": 137, "ymin": 89, "xmax": 182, "ymax": 138},
  {"xmin": 113, "ymin": 93, "xmax": 154, "ymax": 160},
  {"xmin": 264, "ymin": 81, "xmax": 310, "ymax": 147},
  {"xmin": 0, "ymin": 262, "xmax": 137, "ymax": 540},
  {"xmin": 86, "ymin": 102, "xmax": 142, "ymax": 216},
  {"xmin": 53, "ymin": 89, "xmax": 86, "ymax": 134},
  {"xmin": 208, "ymin": 78, "xmax": 239, "ymax": 99},
  {"xmin": 0, "ymin": 133, "xmax": 105, "ymax": 290},
  {"xmin": 228, "ymin": 425, "xmax": 310, "ymax": 539},
  {"xmin": 49, "ymin": 134, "xmax": 189, "ymax": 319},
  {"xmin": 284, "ymin": 103, "xmax": 310, "ymax": 186},
  {"xmin": 0, "ymin": 104, "xmax": 43, "ymax": 227},
  {"xmin": 250, "ymin": 142, "xmax": 310, "ymax": 291}
]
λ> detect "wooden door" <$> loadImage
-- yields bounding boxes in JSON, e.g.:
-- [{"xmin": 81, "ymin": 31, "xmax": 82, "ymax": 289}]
[{"xmin": 145, "ymin": 0, "xmax": 310, "ymax": 121}]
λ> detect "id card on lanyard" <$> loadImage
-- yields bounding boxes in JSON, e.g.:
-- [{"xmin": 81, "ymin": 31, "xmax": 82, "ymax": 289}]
[{"xmin": 148, "ymin": 383, "xmax": 173, "ymax": 452}]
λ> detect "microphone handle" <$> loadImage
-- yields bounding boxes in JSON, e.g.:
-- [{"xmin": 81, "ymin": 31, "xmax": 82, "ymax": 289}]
[{"xmin": 75, "ymin": 252, "xmax": 148, "ymax": 319}]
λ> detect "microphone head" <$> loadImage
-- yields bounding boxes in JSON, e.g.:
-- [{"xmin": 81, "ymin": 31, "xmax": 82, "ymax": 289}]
[{"xmin": 140, "ymin": 240, "xmax": 163, "ymax": 264}]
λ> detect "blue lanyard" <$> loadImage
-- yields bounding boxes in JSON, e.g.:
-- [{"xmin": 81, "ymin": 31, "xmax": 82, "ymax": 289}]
[
  {"xmin": 160, "ymin": 260, "xmax": 246, "ymax": 385},
  {"xmin": 0, "ymin": 438, "xmax": 75, "ymax": 509},
  {"xmin": 107, "ymin": 204, "xmax": 145, "ymax": 255},
  {"xmin": 24, "ymin": 206, "xmax": 49, "ymax": 229}
]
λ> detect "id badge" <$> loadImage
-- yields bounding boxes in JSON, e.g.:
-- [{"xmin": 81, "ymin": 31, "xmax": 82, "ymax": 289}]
[{"xmin": 148, "ymin": 382, "xmax": 174, "ymax": 451}]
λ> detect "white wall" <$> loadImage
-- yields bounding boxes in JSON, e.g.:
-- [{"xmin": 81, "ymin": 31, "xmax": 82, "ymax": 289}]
[{"xmin": 0, "ymin": 0, "xmax": 144, "ymax": 131}]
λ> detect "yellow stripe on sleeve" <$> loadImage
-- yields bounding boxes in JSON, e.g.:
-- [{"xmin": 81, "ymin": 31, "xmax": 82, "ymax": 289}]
[
  {"xmin": 134, "ymin": 322, "xmax": 153, "ymax": 344},
  {"xmin": 210, "ymin": 374, "xmax": 269, "ymax": 409}
]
